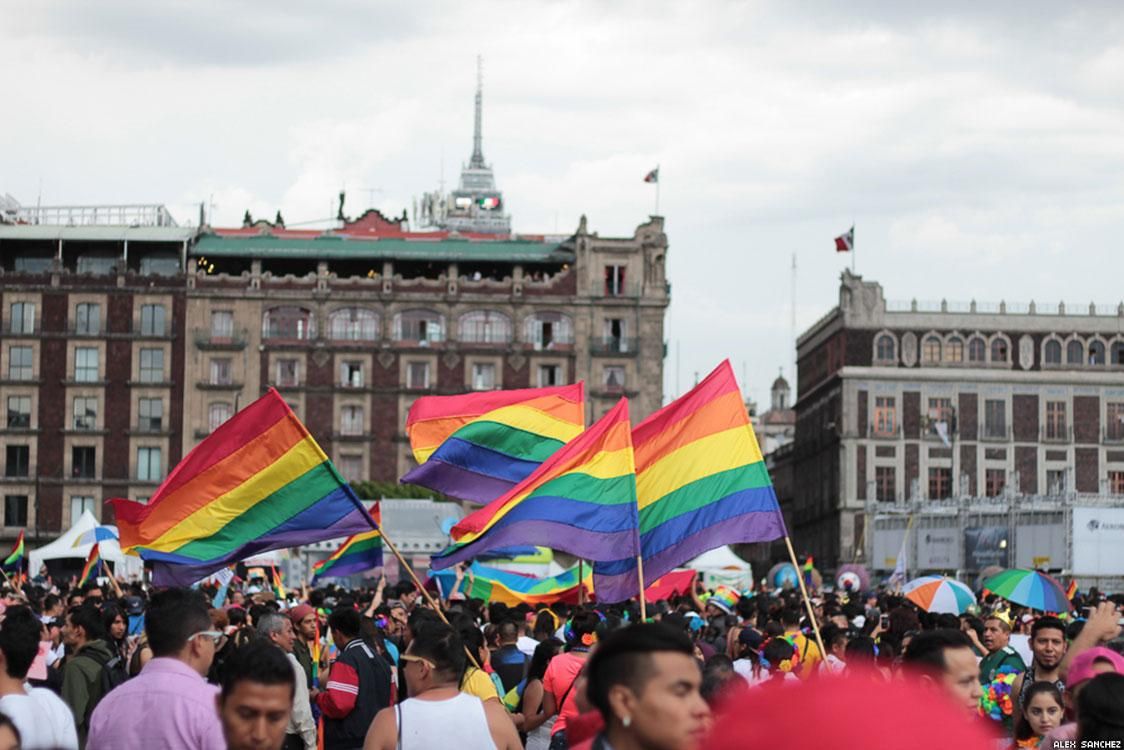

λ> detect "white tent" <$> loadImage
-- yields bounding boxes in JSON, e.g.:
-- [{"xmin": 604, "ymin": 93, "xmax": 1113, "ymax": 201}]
[
  {"xmin": 685, "ymin": 546, "xmax": 753, "ymax": 591},
  {"xmin": 29, "ymin": 510, "xmax": 144, "ymax": 579}
]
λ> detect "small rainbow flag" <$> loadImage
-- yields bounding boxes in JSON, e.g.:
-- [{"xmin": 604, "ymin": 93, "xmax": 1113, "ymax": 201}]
[
  {"xmin": 402, "ymin": 384, "xmax": 585, "ymax": 504},
  {"xmin": 429, "ymin": 562, "xmax": 592, "ymax": 606},
  {"xmin": 271, "ymin": 567, "xmax": 286, "ymax": 599},
  {"xmin": 2, "ymin": 531, "xmax": 24, "ymax": 571},
  {"xmin": 1066, "ymin": 580, "xmax": 1078, "ymax": 601},
  {"xmin": 312, "ymin": 528, "xmax": 383, "ymax": 584},
  {"xmin": 78, "ymin": 543, "xmax": 102, "ymax": 587}
]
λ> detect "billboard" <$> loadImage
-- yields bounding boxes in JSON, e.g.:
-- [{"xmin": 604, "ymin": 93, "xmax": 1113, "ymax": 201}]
[
  {"xmin": 917, "ymin": 526, "xmax": 960, "ymax": 570},
  {"xmin": 1015, "ymin": 521, "xmax": 1067, "ymax": 570},
  {"xmin": 964, "ymin": 526, "xmax": 1009, "ymax": 570},
  {"xmin": 873, "ymin": 526, "xmax": 908, "ymax": 572},
  {"xmin": 1072, "ymin": 508, "xmax": 1124, "ymax": 575}
]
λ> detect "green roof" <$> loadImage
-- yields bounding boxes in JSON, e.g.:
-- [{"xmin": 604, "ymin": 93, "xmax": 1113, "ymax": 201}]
[{"xmin": 191, "ymin": 234, "xmax": 573, "ymax": 263}]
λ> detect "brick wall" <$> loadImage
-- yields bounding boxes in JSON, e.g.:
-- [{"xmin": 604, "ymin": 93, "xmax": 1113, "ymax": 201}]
[
  {"xmin": 905, "ymin": 443, "xmax": 919, "ymax": 495},
  {"xmin": 857, "ymin": 390, "xmax": 868, "ymax": 436},
  {"xmin": 856, "ymin": 444, "xmax": 866, "ymax": 499},
  {"xmin": 1074, "ymin": 395, "xmax": 1100, "ymax": 444},
  {"xmin": 1076, "ymin": 447, "xmax": 1099, "ymax": 492},
  {"xmin": 1013, "ymin": 394, "xmax": 1038, "ymax": 442},
  {"xmin": 903, "ymin": 391, "xmax": 920, "ymax": 439},
  {"xmin": 1016, "ymin": 445, "xmax": 1038, "ymax": 494},
  {"xmin": 959, "ymin": 393, "xmax": 978, "ymax": 441},
  {"xmin": 961, "ymin": 444, "xmax": 977, "ymax": 495}
]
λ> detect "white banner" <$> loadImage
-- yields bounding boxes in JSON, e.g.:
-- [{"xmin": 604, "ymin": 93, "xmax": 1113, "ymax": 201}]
[
  {"xmin": 917, "ymin": 528, "xmax": 960, "ymax": 570},
  {"xmin": 1072, "ymin": 508, "xmax": 1124, "ymax": 576}
]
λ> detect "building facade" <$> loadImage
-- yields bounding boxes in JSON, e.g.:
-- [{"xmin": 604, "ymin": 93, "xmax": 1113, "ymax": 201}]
[{"xmin": 793, "ymin": 271, "xmax": 1124, "ymax": 571}]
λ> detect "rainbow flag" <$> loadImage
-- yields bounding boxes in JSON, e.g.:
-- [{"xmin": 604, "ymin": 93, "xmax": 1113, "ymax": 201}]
[
  {"xmin": 111, "ymin": 388, "xmax": 376, "ymax": 586},
  {"xmin": 430, "ymin": 398, "xmax": 641, "ymax": 602},
  {"xmin": 429, "ymin": 562, "xmax": 592, "ymax": 606},
  {"xmin": 1065, "ymin": 580, "xmax": 1078, "ymax": 601},
  {"xmin": 312, "ymin": 529, "xmax": 383, "ymax": 583},
  {"xmin": 271, "ymin": 567, "xmax": 286, "ymax": 599},
  {"xmin": 78, "ymin": 543, "xmax": 102, "ymax": 587},
  {"xmin": 600, "ymin": 360, "xmax": 787, "ymax": 591},
  {"xmin": 402, "ymin": 384, "xmax": 585, "ymax": 504},
  {"xmin": 2, "ymin": 531, "xmax": 24, "ymax": 571}
]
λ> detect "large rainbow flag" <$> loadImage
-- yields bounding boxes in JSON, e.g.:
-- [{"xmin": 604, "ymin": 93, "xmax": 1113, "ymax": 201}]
[
  {"xmin": 600, "ymin": 360, "xmax": 787, "ymax": 591},
  {"xmin": 111, "ymin": 388, "xmax": 376, "ymax": 586},
  {"xmin": 429, "ymin": 562, "xmax": 592, "ymax": 606},
  {"xmin": 78, "ymin": 543, "xmax": 102, "ymax": 587},
  {"xmin": 402, "ymin": 384, "xmax": 585, "ymax": 504},
  {"xmin": 430, "ymin": 398, "xmax": 642, "ymax": 602},
  {"xmin": 2, "ymin": 530, "xmax": 24, "ymax": 572},
  {"xmin": 312, "ymin": 528, "xmax": 383, "ymax": 583}
]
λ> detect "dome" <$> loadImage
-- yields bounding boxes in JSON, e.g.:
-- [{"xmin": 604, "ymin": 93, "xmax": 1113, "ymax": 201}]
[{"xmin": 771, "ymin": 374, "xmax": 790, "ymax": 391}]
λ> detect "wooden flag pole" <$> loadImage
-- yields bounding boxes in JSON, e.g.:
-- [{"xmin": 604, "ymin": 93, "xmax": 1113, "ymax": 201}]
[
  {"xmin": 577, "ymin": 560, "xmax": 585, "ymax": 605},
  {"xmin": 636, "ymin": 555, "xmax": 648, "ymax": 621},
  {"xmin": 783, "ymin": 535, "xmax": 827, "ymax": 659}
]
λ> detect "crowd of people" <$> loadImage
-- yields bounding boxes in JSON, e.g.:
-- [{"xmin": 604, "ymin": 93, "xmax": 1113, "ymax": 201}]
[{"xmin": 0, "ymin": 569, "xmax": 1119, "ymax": 749}]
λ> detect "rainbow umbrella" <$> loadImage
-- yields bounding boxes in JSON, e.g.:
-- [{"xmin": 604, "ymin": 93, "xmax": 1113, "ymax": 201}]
[
  {"xmin": 903, "ymin": 575, "xmax": 976, "ymax": 614},
  {"xmin": 982, "ymin": 569, "xmax": 1070, "ymax": 613},
  {"xmin": 72, "ymin": 526, "xmax": 118, "ymax": 548}
]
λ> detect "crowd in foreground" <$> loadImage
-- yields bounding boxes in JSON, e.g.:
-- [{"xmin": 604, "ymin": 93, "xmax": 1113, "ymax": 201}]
[{"xmin": 0, "ymin": 570, "xmax": 1118, "ymax": 749}]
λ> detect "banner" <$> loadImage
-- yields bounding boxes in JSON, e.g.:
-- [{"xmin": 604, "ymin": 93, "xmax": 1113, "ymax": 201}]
[
  {"xmin": 1072, "ymin": 508, "xmax": 1124, "ymax": 575},
  {"xmin": 965, "ymin": 526, "xmax": 1009, "ymax": 570}
]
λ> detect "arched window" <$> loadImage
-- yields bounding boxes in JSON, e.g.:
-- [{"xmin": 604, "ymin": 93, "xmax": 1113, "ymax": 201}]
[
  {"xmin": 393, "ymin": 309, "xmax": 444, "ymax": 344},
  {"xmin": 875, "ymin": 334, "xmax": 896, "ymax": 362},
  {"xmin": 1066, "ymin": 340, "xmax": 1084, "ymax": 365},
  {"xmin": 329, "ymin": 308, "xmax": 379, "ymax": 341},
  {"xmin": 991, "ymin": 338, "xmax": 1009, "ymax": 363},
  {"xmin": 1089, "ymin": 340, "xmax": 1106, "ymax": 365},
  {"xmin": 263, "ymin": 306, "xmax": 313, "ymax": 340},
  {"xmin": 922, "ymin": 336, "xmax": 942, "ymax": 364},
  {"xmin": 1112, "ymin": 342, "xmax": 1124, "ymax": 365},
  {"xmin": 1044, "ymin": 340, "xmax": 1062, "ymax": 364},
  {"xmin": 945, "ymin": 336, "xmax": 964, "ymax": 363},
  {"xmin": 525, "ymin": 312, "xmax": 574, "ymax": 349},
  {"xmin": 968, "ymin": 337, "xmax": 987, "ymax": 363},
  {"xmin": 458, "ymin": 311, "xmax": 512, "ymax": 344}
]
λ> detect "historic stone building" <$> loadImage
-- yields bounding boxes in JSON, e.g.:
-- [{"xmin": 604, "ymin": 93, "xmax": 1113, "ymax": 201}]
[{"xmin": 792, "ymin": 270, "xmax": 1124, "ymax": 570}]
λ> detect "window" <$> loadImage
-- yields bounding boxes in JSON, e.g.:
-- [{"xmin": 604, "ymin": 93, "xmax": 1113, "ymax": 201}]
[
  {"xmin": 340, "ymin": 361, "xmax": 364, "ymax": 388},
  {"xmin": 7, "ymin": 347, "xmax": 32, "ymax": 380},
  {"xmin": 337, "ymin": 454, "xmax": 363, "ymax": 481},
  {"xmin": 875, "ymin": 466, "xmax": 896, "ymax": 502},
  {"xmin": 208, "ymin": 403, "xmax": 232, "ymax": 433},
  {"xmin": 138, "ymin": 398, "xmax": 163, "ymax": 432},
  {"xmin": 526, "ymin": 313, "xmax": 574, "ymax": 349},
  {"xmin": 875, "ymin": 334, "xmax": 896, "ymax": 362},
  {"xmin": 6, "ymin": 397, "xmax": 30, "ymax": 429},
  {"xmin": 1045, "ymin": 400, "xmax": 1067, "ymax": 440},
  {"xmin": 395, "ymin": 310, "xmax": 444, "ymax": 344},
  {"xmin": 601, "ymin": 319, "xmax": 629, "ymax": 353},
  {"xmin": 922, "ymin": 336, "xmax": 941, "ymax": 364},
  {"xmin": 945, "ymin": 337, "xmax": 964, "ymax": 363},
  {"xmin": 72, "ymin": 446, "xmax": 96, "ymax": 479},
  {"xmin": 9, "ymin": 302, "xmax": 34, "ymax": 334},
  {"xmin": 340, "ymin": 406, "xmax": 364, "ymax": 436},
  {"xmin": 984, "ymin": 399, "xmax": 1006, "ymax": 439},
  {"xmin": 928, "ymin": 397, "xmax": 953, "ymax": 426},
  {"xmin": 139, "ymin": 348, "xmax": 164, "ymax": 383},
  {"xmin": 263, "ymin": 306, "xmax": 313, "ymax": 340},
  {"xmin": 1110, "ymin": 471, "xmax": 1124, "ymax": 495},
  {"xmin": 1112, "ymin": 342, "xmax": 1124, "ymax": 366},
  {"xmin": 1066, "ymin": 340, "xmax": 1084, "ymax": 365},
  {"xmin": 5, "ymin": 446, "xmax": 29, "ymax": 478},
  {"xmin": 538, "ymin": 364, "xmax": 562, "ymax": 387},
  {"xmin": 329, "ymin": 308, "xmax": 379, "ymax": 341},
  {"xmin": 928, "ymin": 467, "xmax": 952, "ymax": 499},
  {"xmin": 603, "ymin": 366, "xmax": 626, "ymax": 392},
  {"xmin": 140, "ymin": 304, "xmax": 166, "ymax": 336},
  {"xmin": 1044, "ymin": 340, "xmax": 1062, "ymax": 365},
  {"xmin": 1046, "ymin": 469, "xmax": 1067, "ymax": 495},
  {"xmin": 209, "ymin": 358, "xmax": 233, "ymax": 385},
  {"xmin": 458, "ymin": 311, "xmax": 512, "ymax": 344},
  {"xmin": 73, "ymin": 397, "xmax": 97, "ymax": 431},
  {"xmin": 276, "ymin": 359, "xmax": 299, "ymax": 387},
  {"xmin": 4, "ymin": 496, "xmax": 27, "ymax": 527},
  {"xmin": 468, "ymin": 363, "xmax": 494, "ymax": 391},
  {"xmin": 69, "ymin": 496, "xmax": 95, "ymax": 524},
  {"xmin": 991, "ymin": 338, "xmax": 1009, "ymax": 363},
  {"xmin": 75, "ymin": 303, "xmax": 100, "ymax": 335},
  {"xmin": 137, "ymin": 447, "xmax": 162, "ymax": 482},
  {"xmin": 968, "ymin": 337, "xmax": 987, "ymax": 363},
  {"xmin": 210, "ymin": 311, "xmax": 234, "ymax": 340},
  {"xmin": 1089, "ymin": 340, "xmax": 1106, "ymax": 365},
  {"xmin": 873, "ymin": 397, "xmax": 896, "ymax": 436},
  {"xmin": 407, "ymin": 362, "xmax": 431, "ymax": 390},
  {"xmin": 985, "ymin": 469, "xmax": 1006, "ymax": 497},
  {"xmin": 604, "ymin": 265, "xmax": 626, "ymax": 296},
  {"xmin": 74, "ymin": 347, "xmax": 99, "ymax": 382},
  {"xmin": 1107, "ymin": 403, "xmax": 1124, "ymax": 441}
]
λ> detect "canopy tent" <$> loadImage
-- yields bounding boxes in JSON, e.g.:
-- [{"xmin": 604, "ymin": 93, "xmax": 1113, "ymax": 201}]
[
  {"xmin": 685, "ymin": 546, "xmax": 753, "ymax": 591},
  {"xmin": 29, "ymin": 510, "xmax": 144, "ymax": 579}
]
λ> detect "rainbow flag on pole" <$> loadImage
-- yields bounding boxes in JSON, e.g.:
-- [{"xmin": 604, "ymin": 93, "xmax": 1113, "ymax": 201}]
[
  {"xmin": 2, "ymin": 531, "xmax": 24, "ymax": 572},
  {"xmin": 429, "ymin": 562, "xmax": 592, "ymax": 606},
  {"xmin": 312, "ymin": 529, "xmax": 383, "ymax": 583},
  {"xmin": 430, "ymin": 399, "xmax": 641, "ymax": 602},
  {"xmin": 78, "ymin": 543, "xmax": 102, "ymax": 587},
  {"xmin": 402, "ymin": 384, "xmax": 585, "ymax": 504},
  {"xmin": 111, "ymin": 388, "xmax": 376, "ymax": 586},
  {"xmin": 600, "ymin": 360, "xmax": 787, "ymax": 591}
]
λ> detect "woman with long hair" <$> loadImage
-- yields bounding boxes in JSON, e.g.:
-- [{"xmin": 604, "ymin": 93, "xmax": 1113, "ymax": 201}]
[
  {"xmin": 519, "ymin": 638, "xmax": 563, "ymax": 750},
  {"xmin": 1014, "ymin": 681, "xmax": 1064, "ymax": 748},
  {"xmin": 1077, "ymin": 673, "xmax": 1124, "ymax": 746}
]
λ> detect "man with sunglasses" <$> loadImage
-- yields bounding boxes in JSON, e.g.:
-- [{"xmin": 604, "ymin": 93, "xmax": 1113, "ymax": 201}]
[{"xmin": 88, "ymin": 588, "xmax": 226, "ymax": 749}]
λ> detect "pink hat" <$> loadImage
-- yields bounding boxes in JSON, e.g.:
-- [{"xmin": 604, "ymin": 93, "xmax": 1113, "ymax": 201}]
[
  {"xmin": 1066, "ymin": 647, "xmax": 1124, "ymax": 690},
  {"xmin": 288, "ymin": 603, "xmax": 315, "ymax": 626}
]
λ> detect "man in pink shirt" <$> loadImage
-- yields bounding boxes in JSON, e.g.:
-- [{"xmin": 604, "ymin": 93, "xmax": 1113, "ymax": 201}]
[{"xmin": 88, "ymin": 588, "xmax": 226, "ymax": 749}]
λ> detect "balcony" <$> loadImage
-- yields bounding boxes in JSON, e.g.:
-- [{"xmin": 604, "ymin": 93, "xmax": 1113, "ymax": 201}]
[
  {"xmin": 194, "ymin": 329, "xmax": 248, "ymax": 351},
  {"xmin": 867, "ymin": 424, "xmax": 901, "ymax": 439},
  {"xmin": 590, "ymin": 337, "xmax": 637, "ymax": 356},
  {"xmin": 1041, "ymin": 425, "xmax": 1073, "ymax": 443},
  {"xmin": 980, "ymin": 425, "xmax": 1012, "ymax": 442},
  {"xmin": 196, "ymin": 380, "xmax": 243, "ymax": 391},
  {"xmin": 2, "ymin": 323, "xmax": 37, "ymax": 336}
]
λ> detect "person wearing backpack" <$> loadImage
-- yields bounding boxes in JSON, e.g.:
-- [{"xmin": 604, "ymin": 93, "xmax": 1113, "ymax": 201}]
[{"xmin": 60, "ymin": 603, "xmax": 114, "ymax": 747}]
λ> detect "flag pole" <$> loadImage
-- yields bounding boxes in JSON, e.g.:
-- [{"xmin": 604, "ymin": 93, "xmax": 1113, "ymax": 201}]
[
  {"xmin": 636, "ymin": 554, "xmax": 648, "ymax": 621},
  {"xmin": 782, "ymin": 535, "xmax": 827, "ymax": 659},
  {"xmin": 577, "ymin": 560, "xmax": 585, "ymax": 605},
  {"xmin": 655, "ymin": 164, "xmax": 661, "ymax": 215}
]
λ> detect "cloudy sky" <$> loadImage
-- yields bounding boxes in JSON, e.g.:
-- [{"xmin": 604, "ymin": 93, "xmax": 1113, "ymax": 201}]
[{"xmin": 5, "ymin": 1, "xmax": 1124, "ymax": 407}]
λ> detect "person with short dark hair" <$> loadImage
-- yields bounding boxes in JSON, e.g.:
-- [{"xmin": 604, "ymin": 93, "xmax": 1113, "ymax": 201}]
[
  {"xmin": 1076, "ymin": 672, "xmax": 1124, "ymax": 746},
  {"xmin": 315, "ymin": 607, "xmax": 392, "ymax": 750},
  {"xmin": 59, "ymin": 603, "xmax": 113, "ymax": 745},
  {"xmin": 88, "ymin": 588, "xmax": 225, "ymax": 749},
  {"xmin": 1011, "ymin": 616, "xmax": 1068, "ymax": 712},
  {"xmin": 492, "ymin": 620, "xmax": 529, "ymax": 694},
  {"xmin": 542, "ymin": 609, "xmax": 600, "ymax": 747},
  {"xmin": 218, "ymin": 640, "xmax": 296, "ymax": 750},
  {"xmin": 0, "ymin": 605, "xmax": 78, "ymax": 749},
  {"xmin": 583, "ymin": 623, "xmax": 710, "ymax": 750},
  {"xmin": 902, "ymin": 628, "xmax": 982, "ymax": 716}
]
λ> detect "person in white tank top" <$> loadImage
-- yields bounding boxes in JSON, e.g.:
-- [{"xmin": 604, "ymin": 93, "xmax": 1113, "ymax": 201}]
[{"xmin": 364, "ymin": 622, "xmax": 521, "ymax": 750}]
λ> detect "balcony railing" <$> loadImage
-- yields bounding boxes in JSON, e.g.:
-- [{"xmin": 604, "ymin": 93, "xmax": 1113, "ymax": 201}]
[
  {"xmin": 980, "ymin": 425, "xmax": 1012, "ymax": 441},
  {"xmin": 868, "ymin": 424, "xmax": 901, "ymax": 439},
  {"xmin": 590, "ymin": 337, "xmax": 637, "ymax": 356},
  {"xmin": 1104, "ymin": 427, "xmax": 1124, "ymax": 444},
  {"xmin": 1041, "ymin": 425, "xmax": 1073, "ymax": 443},
  {"xmin": 194, "ymin": 329, "xmax": 248, "ymax": 350}
]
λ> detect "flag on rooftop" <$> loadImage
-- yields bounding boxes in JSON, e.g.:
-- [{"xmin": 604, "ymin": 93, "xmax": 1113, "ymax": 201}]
[
  {"xmin": 835, "ymin": 225, "xmax": 854, "ymax": 253},
  {"xmin": 402, "ymin": 384, "xmax": 585, "ymax": 504},
  {"xmin": 644, "ymin": 167, "xmax": 659, "ymax": 183},
  {"xmin": 2, "ymin": 531, "xmax": 24, "ymax": 572},
  {"xmin": 111, "ymin": 388, "xmax": 376, "ymax": 586},
  {"xmin": 599, "ymin": 360, "xmax": 787, "ymax": 591},
  {"xmin": 430, "ymin": 398, "xmax": 642, "ymax": 603}
]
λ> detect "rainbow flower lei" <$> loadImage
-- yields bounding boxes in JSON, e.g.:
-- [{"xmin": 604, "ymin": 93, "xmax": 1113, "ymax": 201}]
[{"xmin": 979, "ymin": 666, "xmax": 1020, "ymax": 721}]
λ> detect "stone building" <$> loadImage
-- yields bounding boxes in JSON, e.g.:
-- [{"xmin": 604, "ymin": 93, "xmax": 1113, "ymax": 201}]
[{"xmin": 792, "ymin": 270, "xmax": 1124, "ymax": 570}]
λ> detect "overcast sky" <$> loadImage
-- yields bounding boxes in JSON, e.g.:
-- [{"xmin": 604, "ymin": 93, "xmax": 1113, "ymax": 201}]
[{"xmin": 5, "ymin": 1, "xmax": 1124, "ymax": 408}]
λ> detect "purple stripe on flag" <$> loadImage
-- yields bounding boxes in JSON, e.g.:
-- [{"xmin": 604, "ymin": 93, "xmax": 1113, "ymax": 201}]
[
  {"xmin": 644, "ymin": 510, "xmax": 786, "ymax": 585},
  {"xmin": 401, "ymin": 459, "xmax": 516, "ymax": 505},
  {"xmin": 430, "ymin": 520, "xmax": 640, "ymax": 571},
  {"xmin": 593, "ymin": 567, "xmax": 646, "ymax": 604},
  {"xmin": 312, "ymin": 550, "xmax": 384, "ymax": 581}
]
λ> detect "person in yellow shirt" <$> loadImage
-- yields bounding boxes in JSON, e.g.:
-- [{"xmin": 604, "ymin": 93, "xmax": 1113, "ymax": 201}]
[
  {"xmin": 781, "ymin": 608, "xmax": 822, "ymax": 679},
  {"xmin": 458, "ymin": 625, "xmax": 501, "ymax": 703}
]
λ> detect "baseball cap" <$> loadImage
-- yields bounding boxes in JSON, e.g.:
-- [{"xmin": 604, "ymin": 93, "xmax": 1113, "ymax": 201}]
[{"xmin": 1066, "ymin": 647, "xmax": 1124, "ymax": 690}]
